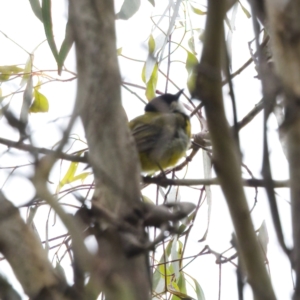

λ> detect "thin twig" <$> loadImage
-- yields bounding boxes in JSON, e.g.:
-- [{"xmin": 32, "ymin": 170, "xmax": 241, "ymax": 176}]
[{"xmin": 0, "ymin": 137, "xmax": 88, "ymax": 163}]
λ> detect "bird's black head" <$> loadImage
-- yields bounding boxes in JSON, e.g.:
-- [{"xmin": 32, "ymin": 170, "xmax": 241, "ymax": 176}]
[{"xmin": 145, "ymin": 89, "xmax": 184, "ymax": 113}]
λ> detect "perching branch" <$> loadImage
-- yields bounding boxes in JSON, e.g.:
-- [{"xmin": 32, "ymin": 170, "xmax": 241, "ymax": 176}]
[{"xmin": 143, "ymin": 176, "xmax": 289, "ymax": 188}]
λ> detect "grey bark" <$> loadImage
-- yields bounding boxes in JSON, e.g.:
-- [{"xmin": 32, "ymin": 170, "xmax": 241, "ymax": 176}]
[
  {"xmin": 69, "ymin": 1, "xmax": 150, "ymax": 299},
  {"xmin": 194, "ymin": 0, "xmax": 276, "ymax": 299},
  {"xmin": 0, "ymin": 193, "xmax": 69, "ymax": 300},
  {"xmin": 264, "ymin": 1, "xmax": 300, "ymax": 299}
]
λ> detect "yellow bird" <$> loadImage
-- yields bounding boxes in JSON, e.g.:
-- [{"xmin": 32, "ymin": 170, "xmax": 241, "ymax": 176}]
[{"xmin": 129, "ymin": 90, "xmax": 191, "ymax": 174}]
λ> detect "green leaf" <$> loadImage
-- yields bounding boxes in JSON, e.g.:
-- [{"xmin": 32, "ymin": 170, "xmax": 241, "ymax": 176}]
[
  {"xmin": 141, "ymin": 194, "xmax": 154, "ymax": 204},
  {"xmin": 191, "ymin": 276, "xmax": 206, "ymax": 300},
  {"xmin": 186, "ymin": 51, "xmax": 198, "ymax": 94},
  {"xmin": 20, "ymin": 56, "xmax": 33, "ymax": 87},
  {"xmin": 141, "ymin": 63, "xmax": 146, "ymax": 83},
  {"xmin": 224, "ymin": 15, "xmax": 233, "ymax": 32},
  {"xmin": 42, "ymin": 0, "xmax": 58, "ymax": 61},
  {"xmin": 169, "ymin": 282, "xmax": 193, "ymax": 300},
  {"xmin": 58, "ymin": 162, "xmax": 79, "ymax": 191},
  {"xmin": 29, "ymin": 0, "xmax": 43, "ymax": 22},
  {"xmin": 177, "ymin": 223, "xmax": 187, "ymax": 235},
  {"xmin": 145, "ymin": 63, "xmax": 158, "ymax": 100},
  {"xmin": 21, "ymin": 76, "xmax": 33, "ymax": 124},
  {"xmin": 171, "ymin": 238, "xmax": 180, "ymax": 279},
  {"xmin": 0, "ymin": 73, "xmax": 10, "ymax": 81},
  {"xmin": 117, "ymin": 47, "xmax": 123, "ymax": 55},
  {"xmin": 39, "ymin": 0, "xmax": 73, "ymax": 74},
  {"xmin": 116, "ymin": 0, "xmax": 141, "ymax": 20},
  {"xmin": 148, "ymin": 34, "xmax": 155, "ymax": 54},
  {"xmin": 239, "ymin": 1, "xmax": 251, "ymax": 18},
  {"xmin": 258, "ymin": 220, "xmax": 269, "ymax": 256},
  {"xmin": 29, "ymin": 89, "xmax": 49, "ymax": 113},
  {"xmin": 57, "ymin": 8, "xmax": 73, "ymax": 75},
  {"xmin": 188, "ymin": 37, "xmax": 197, "ymax": 55},
  {"xmin": 71, "ymin": 172, "xmax": 91, "ymax": 183},
  {"xmin": 0, "ymin": 65, "xmax": 24, "ymax": 74},
  {"xmin": 190, "ymin": 4, "xmax": 206, "ymax": 15},
  {"xmin": 177, "ymin": 272, "xmax": 187, "ymax": 295},
  {"xmin": 0, "ymin": 65, "xmax": 24, "ymax": 81},
  {"xmin": 185, "ymin": 51, "xmax": 198, "ymax": 74},
  {"xmin": 187, "ymin": 72, "xmax": 196, "ymax": 95},
  {"xmin": 152, "ymin": 240, "xmax": 173, "ymax": 291}
]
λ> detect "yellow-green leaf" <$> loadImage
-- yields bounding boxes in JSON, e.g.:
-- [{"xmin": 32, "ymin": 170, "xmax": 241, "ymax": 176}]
[
  {"xmin": 168, "ymin": 282, "xmax": 193, "ymax": 300},
  {"xmin": 117, "ymin": 47, "xmax": 123, "ymax": 55},
  {"xmin": 186, "ymin": 51, "xmax": 198, "ymax": 94},
  {"xmin": 0, "ymin": 65, "xmax": 24, "ymax": 81},
  {"xmin": 35, "ymin": 80, "xmax": 42, "ymax": 91},
  {"xmin": 177, "ymin": 272, "xmax": 187, "ymax": 295},
  {"xmin": 0, "ymin": 65, "xmax": 24, "ymax": 74},
  {"xmin": 141, "ymin": 63, "xmax": 146, "ymax": 83},
  {"xmin": 148, "ymin": 34, "xmax": 155, "ymax": 54},
  {"xmin": 0, "ymin": 74, "xmax": 10, "ymax": 81},
  {"xmin": 58, "ymin": 162, "xmax": 79, "ymax": 191},
  {"xmin": 141, "ymin": 194, "xmax": 154, "ymax": 204},
  {"xmin": 30, "ymin": 89, "xmax": 49, "ymax": 113},
  {"xmin": 190, "ymin": 4, "xmax": 206, "ymax": 15},
  {"xmin": 258, "ymin": 220, "xmax": 269, "ymax": 256},
  {"xmin": 71, "ymin": 172, "xmax": 91, "ymax": 183},
  {"xmin": 22, "ymin": 76, "xmax": 33, "ymax": 124},
  {"xmin": 20, "ymin": 56, "xmax": 33, "ymax": 87},
  {"xmin": 145, "ymin": 63, "xmax": 158, "ymax": 100},
  {"xmin": 188, "ymin": 37, "xmax": 197, "ymax": 55},
  {"xmin": 187, "ymin": 72, "xmax": 196, "ymax": 95},
  {"xmin": 186, "ymin": 51, "xmax": 198, "ymax": 74},
  {"xmin": 225, "ymin": 15, "xmax": 233, "ymax": 32},
  {"xmin": 239, "ymin": 1, "xmax": 251, "ymax": 18},
  {"xmin": 152, "ymin": 240, "xmax": 173, "ymax": 291},
  {"xmin": 171, "ymin": 238, "xmax": 180, "ymax": 278}
]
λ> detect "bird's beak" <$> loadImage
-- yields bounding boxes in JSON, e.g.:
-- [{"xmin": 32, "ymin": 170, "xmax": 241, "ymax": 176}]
[{"xmin": 176, "ymin": 89, "xmax": 184, "ymax": 98}]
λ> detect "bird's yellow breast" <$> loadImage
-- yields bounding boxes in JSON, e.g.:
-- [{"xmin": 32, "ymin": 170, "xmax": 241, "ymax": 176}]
[{"xmin": 130, "ymin": 112, "xmax": 191, "ymax": 174}]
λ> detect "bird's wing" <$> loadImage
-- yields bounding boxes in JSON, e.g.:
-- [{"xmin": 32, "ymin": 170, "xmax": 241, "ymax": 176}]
[{"xmin": 129, "ymin": 113, "xmax": 177, "ymax": 153}]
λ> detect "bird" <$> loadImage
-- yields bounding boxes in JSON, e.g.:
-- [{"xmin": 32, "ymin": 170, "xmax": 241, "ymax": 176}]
[{"xmin": 129, "ymin": 89, "xmax": 191, "ymax": 174}]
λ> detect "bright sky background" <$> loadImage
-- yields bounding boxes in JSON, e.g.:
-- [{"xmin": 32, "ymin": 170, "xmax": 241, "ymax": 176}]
[{"xmin": 0, "ymin": 0, "xmax": 293, "ymax": 299}]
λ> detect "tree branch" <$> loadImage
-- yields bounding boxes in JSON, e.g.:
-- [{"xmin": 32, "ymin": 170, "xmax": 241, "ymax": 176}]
[
  {"xmin": 0, "ymin": 193, "xmax": 69, "ymax": 299},
  {"xmin": 264, "ymin": 0, "xmax": 300, "ymax": 297},
  {"xmin": 193, "ymin": 0, "xmax": 276, "ymax": 299},
  {"xmin": 69, "ymin": 1, "xmax": 150, "ymax": 299},
  {"xmin": 0, "ymin": 137, "xmax": 87, "ymax": 163},
  {"xmin": 143, "ymin": 176, "xmax": 289, "ymax": 188}
]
